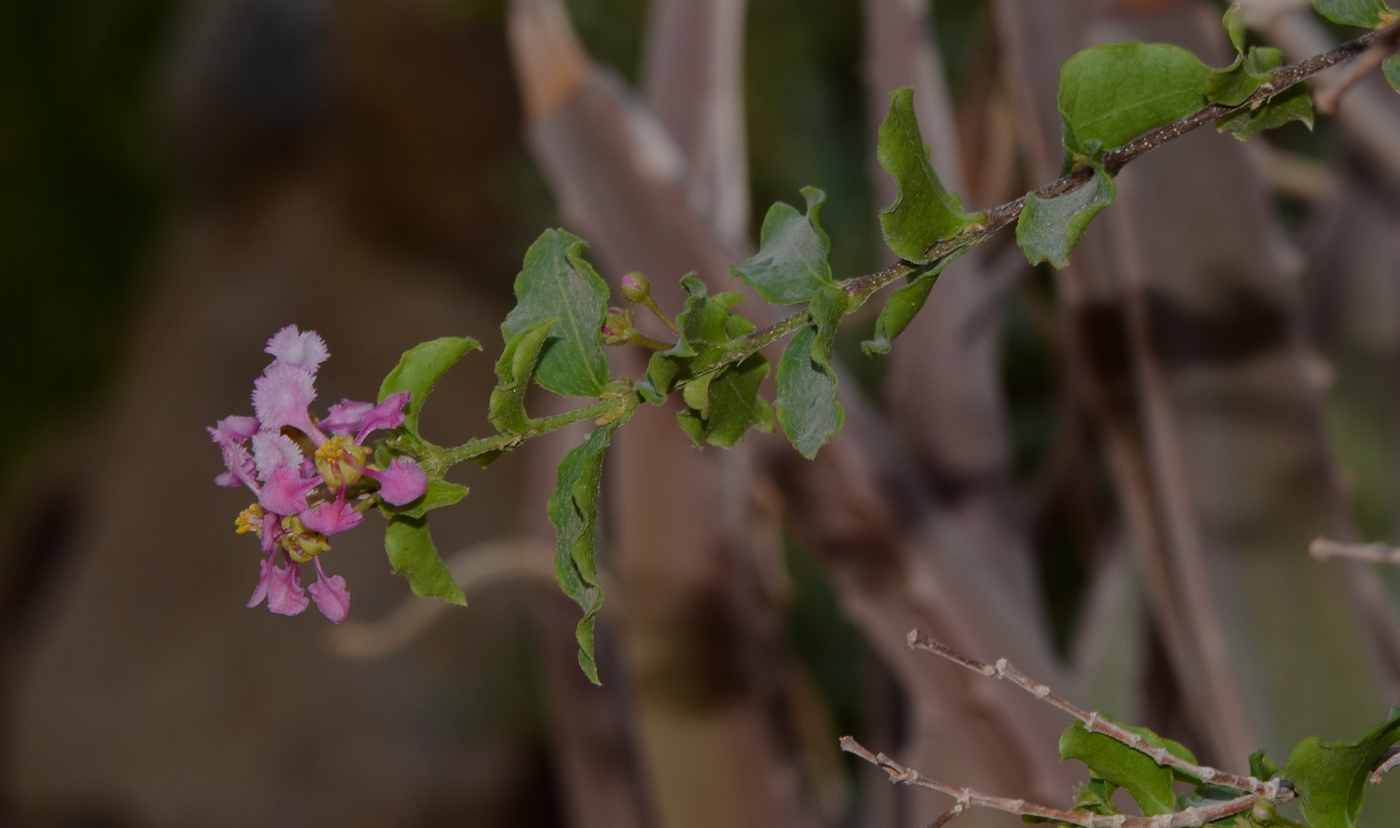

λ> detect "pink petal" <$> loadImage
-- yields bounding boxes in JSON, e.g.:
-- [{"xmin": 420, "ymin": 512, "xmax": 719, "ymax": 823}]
[
  {"xmin": 309, "ymin": 559, "xmax": 350, "ymax": 623},
  {"xmin": 266, "ymin": 563, "xmax": 309, "ymax": 616},
  {"xmin": 365, "ymin": 458, "xmax": 428, "ymax": 506},
  {"xmin": 251, "ymin": 432, "xmax": 304, "ymax": 481},
  {"xmin": 208, "ymin": 424, "xmax": 258, "ymax": 489},
  {"xmin": 215, "ymin": 415, "xmax": 260, "ymax": 441},
  {"xmin": 259, "ymin": 466, "xmax": 318, "ymax": 515},
  {"xmin": 247, "ymin": 558, "xmax": 275, "ymax": 608},
  {"xmin": 252, "ymin": 363, "xmax": 320, "ymax": 436},
  {"xmin": 354, "ymin": 393, "xmax": 409, "ymax": 442},
  {"xmin": 265, "ymin": 325, "xmax": 329, "ymax": 373},
  {"xmin": 320, "ymin": 399, "xmax": 374, "ymax": 435},
  {"xmin": 300, "ymin": 492, "xmax": 363, "ymax": 536}
]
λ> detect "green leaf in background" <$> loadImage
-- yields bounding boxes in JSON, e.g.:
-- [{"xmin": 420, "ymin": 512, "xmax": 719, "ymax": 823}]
[
  {"xmin": 861, "ymin": 248, "xmax": 968, "ymax": 357},
  {"xmin": 384, "ymin": 515, "xmax": 466, "ymax": 605},
  {"xmin": 677, "ymin": 354, "xmax": 775, "ymax": 448},
  {"xmin": 776, "ymin": 325, "xmax": 843, "ymax": 459},
  {"xmin": 1207, "ymin": 46, "xmax": 1285, "ymax": 107},
  {"xmin": 1016, "ymin": 163, "xmax": 1116, "ymax": 269},
  {"xmin": 1224, "ymin": 4, "xmax": 1247, "ymax": 54},
  {"xmin": 1216, "ymin": 83, "xmax": 1314, "ymax": 140},
  {"xmin": 1059, "ymin": 43, "xmax": 1211, "ymax": 157},
  {"xmin": 1282, "ymin": 706, "xmax": 1400, "ymax": 828},
  {"xmin": 1059, "ymin": 720, "xmax": 1199, "ymax": 817},
  {"xmin": 876, "ymin": 88, "xmax": 983, "ymax": 263},
  {"xmin": 1384, "ymin": 53, "xmax": 1400, "ymax": 92},
  {"xmin": 385, "ymin": 479, "xmax": 470, "ymax": 520},
  {"xmin": 642, "ymin": 274, "xmax": 750, "ymax": 399},
  {"xmin": 1312, "ymin": 0, "xmax": 1397, "ymax": 28},
  {"xmin": 548, "ymin": 419, "xmax": 626, "ymax": 684},
  {"xmin": 379, "ymin": 336, "xmax": 483, "ymax": 436},
  {"xmin": 501, "ymin": 229, "xmax": 612, "ymax": 398},
  {"xmin": 490, "ymin": 318, "xmax": 558, "ymax": 434},
  {"xmin": 731, "ymin": 187, "xmax": 839, "ymax": 304}
]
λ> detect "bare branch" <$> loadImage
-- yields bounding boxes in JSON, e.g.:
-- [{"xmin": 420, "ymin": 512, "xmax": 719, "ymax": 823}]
[
  {"xmin": 1314, "ymin": 23, "xmax": 1400, "ymax": 114},
  {"xmin": 906, "ymin": 630, "xmax": 1281, "ymax": 799},
  {"xmin": 839, "ymin": 735, "xmax": 1266, "ymax": 828},
  {"xmin": 1372, "ymin": 748, "xmax": 1400, "ymax": 785},
  {"xmin": 1311, "ymin": 537, "xmax": 1400, "ymax": 565}
]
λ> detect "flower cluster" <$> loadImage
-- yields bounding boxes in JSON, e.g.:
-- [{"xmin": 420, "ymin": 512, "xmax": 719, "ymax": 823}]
[{"xmin": 209, "ymin": 326, "xmax": 428, "ymax": 622}]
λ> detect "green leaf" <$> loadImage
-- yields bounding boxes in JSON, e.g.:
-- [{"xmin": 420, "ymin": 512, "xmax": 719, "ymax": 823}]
[
  {"xmin": 1224, "ymin": 4, "xmax": 1247, "ymax": 55},
  {"xmin": 860, "ymin": 249, "xmax": 969, "ymax": 357},
  {"xmin": 1216, "ymin": 82, "xmax": 1314, "ymax": 140},
  {"xmin": 642, "ymin": 274, "xmax": 751, "ymax": 399},
  {"xmin": 548, "ymin": 418, "xmax": 627, "ymax": 684},
  {"xmin": 877, "ymin": 88, "xmax": 983, "ymax": 263},
  {"xmin": 1059, "ymin": 42, "xmax": 1211, "ymax": 156},
  {"xmin": 1207, "ymin": 47, "xmax": 1283, "ymax": 107},
  {"xmin": 677, "ymin": 354, "xmax": 774, "ymax": 449},
  {"xmin": 1312, "ymin": 0, "xmax": 1397, "ymax": 28},
  {"xmin": 1016, "ymin": 162, "xmax": 1116, "ymax": 269},
  {"xmin": 490, "ymin": 318, "xmax": 558, "ymax": 434},
  {"xmin": 1383, "ymin": 53, "xmax": 1400, "ymax": 93},
  {"xmin": 1282, "ymin": 706, "xmax": 1400, "ymax": 828},
  {"xmin": 1072, "ymin": 779, "xmax": 1122, "ymax": 816},
  {"xmin": 384, "ymin": 515, "xmax": 466, "ymax": 605},
  {"xmin": 776, "ymin": 325, "xmax": 843, "ymax": 459},
  {"xmin": 501, "ymin": 229, "xmax": 612, "ymax": 398},
  {"xmin": 1251, "ymin": 749, "xmax": 1280, "ymax": 781},
  {"xmin": 386, "ymin": 479, "xmax": 470, "ymax": 520},
  {"xmin": 807, "ymin": 286, "xmax": 848, "ymax": 369},
  {"xmin": 379, "ymin": 336, "xmax": 483, "ymax": 436},
  {"xmin": 731, "ymin": 187, "xmax": 838, "ymax": 304},
  {"xmin": 1059, "ymin": 720, "xmax": 1199, "ymax": 817}
]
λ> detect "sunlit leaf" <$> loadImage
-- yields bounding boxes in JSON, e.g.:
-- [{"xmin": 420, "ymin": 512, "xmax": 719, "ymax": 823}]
[
  {"xmin": 1282, "ymin": 706, "xmax": 1400, "ymax": 828},
  {"xmin": 378, "ymin": 336, "xmax": 482, "ymax": 436},
  {"xmin": 732, "ymin": 187, "xmax": 838, "ymax": 304},
  {"xmin": 1016, "ymin": 163, "xmax": 1115, "ymax": 269},
  {"xmin": 384, "ymin": 515, "xmax": 466, "ymax": 605}
]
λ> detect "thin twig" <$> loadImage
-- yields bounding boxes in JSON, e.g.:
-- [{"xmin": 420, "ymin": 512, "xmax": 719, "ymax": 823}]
[
  {"xmin": 839, "ymin": 736, "xmax": 1265, "ymax": 828},
  {"xmin": 906, "ymin": 630, "xmax": 1280, "ymax": 799},
  {"xmin": 1311, "ymin": 537, "xmax": 1400, "ymax": 564},
  {"xmin": 1372, "ymin": 747, "xmax": 1400, "ymax": 785},
  {"xmin": 1315, "ymin": 24, "xmax": 1400, "ymax": 114}
]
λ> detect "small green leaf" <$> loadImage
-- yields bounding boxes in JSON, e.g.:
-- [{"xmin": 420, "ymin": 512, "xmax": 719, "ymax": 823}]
[
  {"xmin": 642, "ymin": 275, "xmax": 751, "ymax": 399},
  {"xmin": 776, "ymin": 325, "xmax": 843, "ymax": 459},
  {"xmin": 1216, "ymin": 82, "xmax": 1314, "ymax": 140},
  {"xmin": 1059, "ymin": 720, "xmax": 1198, "ymax": 817},
  {"xmin": 548, "ymin": 418, "xmax": 627, "ymax": 684},
  {"xmin": 1017, "ymin": 162, "xmax": 1116, "ymax": 269},
  {"xmin": 384, "ymin": 515, "xmax": 466, "ymax": 605},
  {"xmin": 807, "ymin": 286, "xmax": 848, "ymax": 369},
  {"xmin": 1312, "ymin": 0, "xmax": 1397, "ymax": 28},
  {"xmin": 1072, "ymin": 778, "xmax": 1122, "ymax": 816},
  {"xmin": 1383, "ymin": 53, "xmax": 1400, "ymax": 92},
  {"xmin": 861, "ymin": 249, "xmax": 969, "ymax": 357},
  {"xmin": 490, "ymin": 318, "xmax": 558, "ymax": 434},
  {"xmin": 379, "ymin": 337, "xmax": 483, "ymax": 436},
  {"xmin": 1207, "ymin": 47, "xmax": 1284, "ymax": 107},
  {"xmin": 1059, "ymin": 42, "xmax": 1211, "ymax": 156},
  {"xmin": 1250, "ymin": 749, "xmax": 1280, "ymax": 781},
  {"xmin": 1224, "ymin": 4, "xmax": 1247, "ymax": 55},
  {"xmin": 502, "ymin": 229, "xmax": 612, "ymax": 398},
  {"xmin": 386, "ymin": 479, "xmax": 470, "ymax": 520},
  {"xmin": 676, "ymin": 354, "xmax": 774, "ymax": 449},
  {"xmin": 877, "ymin": 88, "xmax": 983, "ymax": 263},
  {"xmin": 731, "ymin": 187, "xmax": 838, "ymax": 304},
  {"xmin": 1282, "ymin": 706, "xmax": 1400, "ymax": 828}
]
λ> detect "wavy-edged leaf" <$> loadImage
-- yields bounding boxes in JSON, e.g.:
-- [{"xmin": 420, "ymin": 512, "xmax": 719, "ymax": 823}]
[
  {"xmin": 642, "ymin": 274, "xmax": 750, "ymax": 400},
  {"xmin": 490, "ymin": 318, "xmax": 557, "ymax": 434},
  {"xmin": 502, "ymin": 229, "xmax": 611, "ymax": 398},
  {"xmin": 776, "ymin": 325, "xmax": 843, "ymax": 459},
  {"xmin": 1059, "ymin": 43, "xmax": 1211, "ymax": 156},
  {"xmin": 1224, "ymin": 4, "xmax": 1247, "ymax": 55},
  {"xmin": 861, "ymin": 248, "xmax": 968, "ymax": 357},
  {"xmin": 1312, "ymin": 0, "xmax": 1397, "ymax": 27},
  {"xmin": 1017, "ymin": 163, "xmax": 1116, "ymax": 269},
  {"xmin": 1059, "ymin": 720, "xmax": 1198, "ymax": 817},
  {"xmin": 1207, "ymin": 46, "xmax": 1283, "ymax": 107},
  {"xmin": 1283, "ymin": 706, "xmax": 1400, "ymax": 828},
  {"xmin": 1250, "ymin": 749, "xmax": 1280, "ymax": 782},
  {"xmin": 384, "ymin": 515, "xmax": 466, "ymax": 605},
  {"xmin": 1216, "ymin": 82, "xmax": 1314, "ymax": 140},
  {"xmin": 386, "ymin": 479, "xmax": 470, "ymax": 520},
  {"xmin": 677, "ymin": 354, "xmax": 774, "ymax": 448},
  {"xmin": 548, "ymin": 418, "xmax": 627, "ymax": 684},
  {"xmin": 379, "ymin": 337, "xmax": 482, "ymax": 436},
  {"xmin": 1383, "ymin": 53, "xmax": 1400, "ymax": 92},
  {"xmin": 732, "ymin": 187, "xmax": 838, "ymax": 304},
  {"xmin": 877, "ymin": 88, "xmax": 982, "ymax": 263}
]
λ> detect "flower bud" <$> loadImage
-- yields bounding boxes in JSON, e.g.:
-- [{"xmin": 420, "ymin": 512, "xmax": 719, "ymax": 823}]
[
  {"xmin": 602, "ymin": 307, "xmax": 633, "ymax": 345},
  {"xmin": 620, "ymin": 272, "xmax": 650, "ymax": 303}
]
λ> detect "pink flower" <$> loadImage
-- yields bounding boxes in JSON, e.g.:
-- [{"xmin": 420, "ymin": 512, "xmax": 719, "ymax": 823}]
[
  {"xmin": 364, "ymin": 458, "xmax": 429, "ymax": 506},
  {"xmin": 308, "ymin": 559, "xmax": 350, "ymax": 624},
  {"xmin": 265, "ymin": 325, "xmax": 329, "ymax": 373}
]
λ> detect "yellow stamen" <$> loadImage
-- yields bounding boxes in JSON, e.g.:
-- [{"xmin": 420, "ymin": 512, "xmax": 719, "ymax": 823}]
[
  {"xmin": 279, "ymin": 514, "xmax": 331, "ymax": 562},
  {"xmin": 235, "ymin": 503, "xmax": 263, "ymax": 535},
  {"xmin": 314, "ymin": 435, "xmax": 370, "ymax": 489}
]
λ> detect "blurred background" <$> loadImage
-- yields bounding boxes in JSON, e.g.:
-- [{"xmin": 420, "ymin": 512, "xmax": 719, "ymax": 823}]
[{"xmin": 5, "ymin": 0, "xmax": 1400, "ymax": 825}]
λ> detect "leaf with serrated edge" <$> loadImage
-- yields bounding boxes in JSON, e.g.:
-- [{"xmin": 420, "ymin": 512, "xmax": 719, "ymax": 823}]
[
  {"xmin": 388, "ymin": 479, "xmax": 469, "ymax": 520},
  {"xmin": 379, "ymin": 337, "xmax": 482, "ymax": 436},
  {"xmin": 731, "ymin": 187, "xmax": 837, "ymax": 304},
  {"xmin": 1059, "ymin": 43, "xmax": 1211, "ymax": 156},
  {"xmin": 861, "ymin": 249, "xmax": 969, "ymax": 357},
  {"xmin": 490, "ymin": 318, "xmax": 557, "ymax": 434},
  {"xmin": 502, "ymin": 229, "xmax": 611, "ymax": 398},
  {"xmin": 1384, "ymin": 53, "xmax": 1400, "ymax": 93},
  {"xmin": 548, "ymin": 419, "xmax": 626, "ymax": 684},
  {"xmin": 1313, "ymin": 0, "xmax": 1397, "ymax": 28},
  {"xmin": 1059, "ymin": 720, "xmax": 1198, "ymax": 817},
  {"xmin": 776, "ymin": 326, "xmax": 843, "ymax": 459},
  {"xmin": 1283, "ymin": 706, "xmax": 1400, "ymax": 828},
  {"xmin": 1216, "ymin": 82, "xmax": 1314, "ymax": 140},
  {"xmin": 877, "ymin": 88, "xmax": 982, "ymax": 263},
  {"xmin": 384, "ymin": 515, "xmax": 466, "ymax": 605},
  {"xmin": 1017, "ymin": 163, "xmax": 1116, "ymax": 269}
]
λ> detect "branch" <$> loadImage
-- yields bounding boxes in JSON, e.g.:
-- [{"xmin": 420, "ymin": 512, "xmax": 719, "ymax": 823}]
[
  {"xmin": 1315, "ymin": 23, "xmax": 1400, "ymax": 114},
  {"xmin": 1310, "ymin": 537, "xmax": 1400, "ymax": 564},
  {"xmin": 905, "ymin": 631, "xmax": 1280, "ymax": 798},
  {"xmin": 839, "ymin": 736, "xmax": 1266, "ymax": 828}
]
